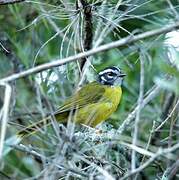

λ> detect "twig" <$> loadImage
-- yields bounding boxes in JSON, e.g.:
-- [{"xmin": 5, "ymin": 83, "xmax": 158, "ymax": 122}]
[
  {"xmin": 118, "ymin": 85, "xmax": 161, "ymax": 134},
  {"xmin": 39, "ymin": 6, "xmax": 71, "ymax": 45},
  {"xmin": 121, "ymin": 151, "xmax": 160, "ymax": 180},
  {"xmin": 11, "ymin": 143, "xmax": 89, "ymax": 178},
  {"xmin": 166, "ymin": 0, "xmax": 179, "ymax": 20},
  {"xmin": 168, "ymin": 158, "xmax": 179, "ymax": 179},
  {"xmin": 0, "ymin": 33, "xmax": 25, "ymax": 75},
  {"xmin": 154, "ymin": 99, "xmax": 179, "ymax": 132},
  {"xmin": 167, "ymin": 99, "xmax": 179, "ymax": 167},
  {"xmin": 121, "ymin": 142, "xmax": 155, "ymax": 157},
  {"xmin": 0, "ymin": 41, "xmax": 10, "ymax": 53},
  {"xmin": 151, "ymin": 92, "xmax": 175, "ymax": 145},
  {"xmin": 0, "ymin": 171, "xmax": 11, "ymax": 179},
  {"xmin": 131, "ymin": 51, "xmax": 145, "ymax": 171},
  {"xmin": 0, "ymin": 22, "xmax": 179, "ymax": 83},
  {"xmin": 76, "ymin": 154, "xmax": 115, "ymax": 180},
  {"xmin": 135, "ymin": 120, "xmax": 156, "ymax": 179},
  {"xmin": 120, "ymin": 142, "xmax": 179, "ymax": 180},
  {"xmin": 0, "ymin": 0, "xmax": 25, "ymax": 5},
  {"xmin": 0, "ymin": 83, "xmax": 12, "ymax": 159}
]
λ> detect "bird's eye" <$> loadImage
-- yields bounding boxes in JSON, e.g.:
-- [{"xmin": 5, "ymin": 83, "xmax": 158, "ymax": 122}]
[{"xmin": 107, "ymin": 72, "xmax": 113, "ymax": 76}]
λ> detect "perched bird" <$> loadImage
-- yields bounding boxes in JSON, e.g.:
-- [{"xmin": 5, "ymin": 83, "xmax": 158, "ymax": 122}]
[{"xmin": 18, "ymin": 66, "xmax": 126, "ymax": 137}]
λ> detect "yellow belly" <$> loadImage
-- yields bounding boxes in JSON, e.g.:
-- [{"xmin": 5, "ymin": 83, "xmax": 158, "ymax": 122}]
[{"xmin": 74, "ymin": 86, "xmax": 122, "ymax": 127}]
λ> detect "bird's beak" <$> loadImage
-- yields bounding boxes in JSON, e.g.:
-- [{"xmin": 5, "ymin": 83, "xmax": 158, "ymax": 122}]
[{"xmin": 118, "ymin": 73, "xmax": 126, "ymax": 77}]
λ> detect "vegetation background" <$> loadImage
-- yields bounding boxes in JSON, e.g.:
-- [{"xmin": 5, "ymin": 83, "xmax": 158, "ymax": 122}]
[{"xmin": 0, "ymin": 0, "xmax": 179, "ymax": 179}]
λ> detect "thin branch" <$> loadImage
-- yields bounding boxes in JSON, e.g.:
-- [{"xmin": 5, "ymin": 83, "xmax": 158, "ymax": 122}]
[
  {"xmin": 77, "ymin": 155, "xmax": 115, "ymax": 180},
  {"xmin": 121, "ymin": 152, "xmax": 160, "ymax": 180},
  {"xmin": 154, "ymin": 99, "xmax": 179, "ymax": 132},
  {"xmin": 0, "ymin": 171, "xmax": 11, "ymax": 179},
  {"xmin": 0, "ymin": 41, "xmax": 10, "ymax": 53},
  {"xmin": 39, "ymin": 6, "xmax": 71, "ymax": 43},
  {"xmin": 168, "ymin": 158, "xmax": 179, "ymax": 179},
  {"xmin": 0, "ymin": 22, "xmax": 179, "ymax": 83},
  {"xmin": 118, "ymin": 85, "xmax": 161, "ymax": 134},
  {"xmin": 0, "ymin": 83, "xmax": 12, "ymax": 159},
  {"xmin": 121, "ymin": 142, "xmax": 179, "ymax": 180},
  {"xmin": 11, "ymin": 144, "xmax": 89, "ymax": 178},
  {"xmin": 166, "ymin": 0, "xmax": 179, "ymax": 20},
  {"xmin": 135, "ymin": 120, "xmax": 157, "ymax": 179},
  {"xmin": 131, "ymin": 51, "xmax": 145, "ymax": 171},
  {"xmin": 151, "ymin": 92, "xmax": 176, "ymax": 145},
  {"xmin": 0, "ymin": 0, "xmax": 25, "ymax": 5}
]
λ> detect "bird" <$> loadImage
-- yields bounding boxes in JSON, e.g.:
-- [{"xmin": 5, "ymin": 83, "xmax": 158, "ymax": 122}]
[{"xmin": 18, "ymin": 66, "xmax": 126, "ymax": 138}]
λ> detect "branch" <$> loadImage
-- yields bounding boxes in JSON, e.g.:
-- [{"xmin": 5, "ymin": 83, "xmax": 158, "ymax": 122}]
[
  {"xmin": 78, "ymin": 0, "xmax": 93, "ymax": 70},
  {"xmin": 11, "ymin": 144, "xmax": 89, "ymax": 178},
  {"xmin": 154, "ymin": 99, "xmax": 179, "ymax": 132},
  {"xmin": 168, "ymin": 158, "xmax": 179, "ymax": 179},
  {"xmin": 0, "ymin": 83, "xmax": 12, "ymax": 159},
  {"xmin": 0, "ymin": 22, "xmax": 179, "ymax": 83},
  {"xmin": 121, "ymin": 142, "xmax": 179, "ymax": 180},
  {"xmin": 76, "ymin": 0, "xmax": 93, "ymax": 86},
  {"xmin": 0, "ymin": 0, "xmax": 25, "ymax": 5},
  {"xmin": 117, "ymin": 85, "xmax": 161, "ymax": 134},
  {"xmin": 131, "ymin": 51, "xmax": 145, "ymax": 170}
]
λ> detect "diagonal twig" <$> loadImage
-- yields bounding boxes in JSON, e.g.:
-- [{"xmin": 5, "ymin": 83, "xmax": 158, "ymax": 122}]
[{"xmin": 118, "ymin": 85, "xmax": 161, "ymax": 134}]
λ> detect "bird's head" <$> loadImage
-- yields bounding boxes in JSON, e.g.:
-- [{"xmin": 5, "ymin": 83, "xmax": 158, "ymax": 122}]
[{"xmin": 98, "ymin": 66, "xmax": 126, "ymax": 86}]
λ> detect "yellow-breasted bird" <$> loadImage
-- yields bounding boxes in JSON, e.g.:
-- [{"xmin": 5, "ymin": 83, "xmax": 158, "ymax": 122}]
[{"xmin": 18, "ymin": 66, "xmax": 126, "ymax": 138}]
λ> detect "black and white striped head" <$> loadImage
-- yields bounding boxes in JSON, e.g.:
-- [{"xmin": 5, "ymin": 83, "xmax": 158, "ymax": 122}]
[{"xmin": 98, "ymin": 66, "xmax": 126, "ymax": 86}]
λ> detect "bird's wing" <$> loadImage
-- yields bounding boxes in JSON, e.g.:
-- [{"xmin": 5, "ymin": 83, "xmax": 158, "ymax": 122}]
[
  {"xmin": 54, "ymin": 82, "xmax": 106, "ymax": 114},
  {"xmin": 17, "ymin": 82, "xmax": 106, "ymax": 138}
]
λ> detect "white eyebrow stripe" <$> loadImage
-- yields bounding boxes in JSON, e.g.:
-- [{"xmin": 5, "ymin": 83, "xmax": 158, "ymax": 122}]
[{"xmin": 99, "ymin": 69, "xmax": 116, "ymax": 75}]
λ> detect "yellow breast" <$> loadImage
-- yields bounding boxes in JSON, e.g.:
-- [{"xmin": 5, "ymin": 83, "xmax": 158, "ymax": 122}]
[
  {"xmin": 103, "ymin": 86, "xmax": 122, "ymax": 110},
  {"xmin": 74, "ymin": 86, "xmax": 122, "ymax": 127}
]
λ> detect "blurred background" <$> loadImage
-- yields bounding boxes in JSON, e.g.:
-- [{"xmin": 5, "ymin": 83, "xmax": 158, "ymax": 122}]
[{"xmin": 0, "ymin": 0, "xmax": 179, "ymax": 179}]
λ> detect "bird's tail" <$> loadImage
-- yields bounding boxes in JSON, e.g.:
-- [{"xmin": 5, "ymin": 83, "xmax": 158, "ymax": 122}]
[{"xmin": 17, "ymin": 117, "xmax": 51, "ymax": 139}]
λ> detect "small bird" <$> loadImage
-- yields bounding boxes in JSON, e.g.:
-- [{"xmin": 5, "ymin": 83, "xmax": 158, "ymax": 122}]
[{"xmin": 18, "ymin": 66, "xmax": 126, "ymax": 137}]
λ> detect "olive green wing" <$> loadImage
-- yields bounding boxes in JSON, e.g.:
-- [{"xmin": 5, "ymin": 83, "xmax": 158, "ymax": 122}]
[
  {"xmin": 17, "ymin": 82, "xmax": 105, "ymax": 138},
  {"xmin": 54, "ymin": 82, "xmax": 106, "ymax": 114}
]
